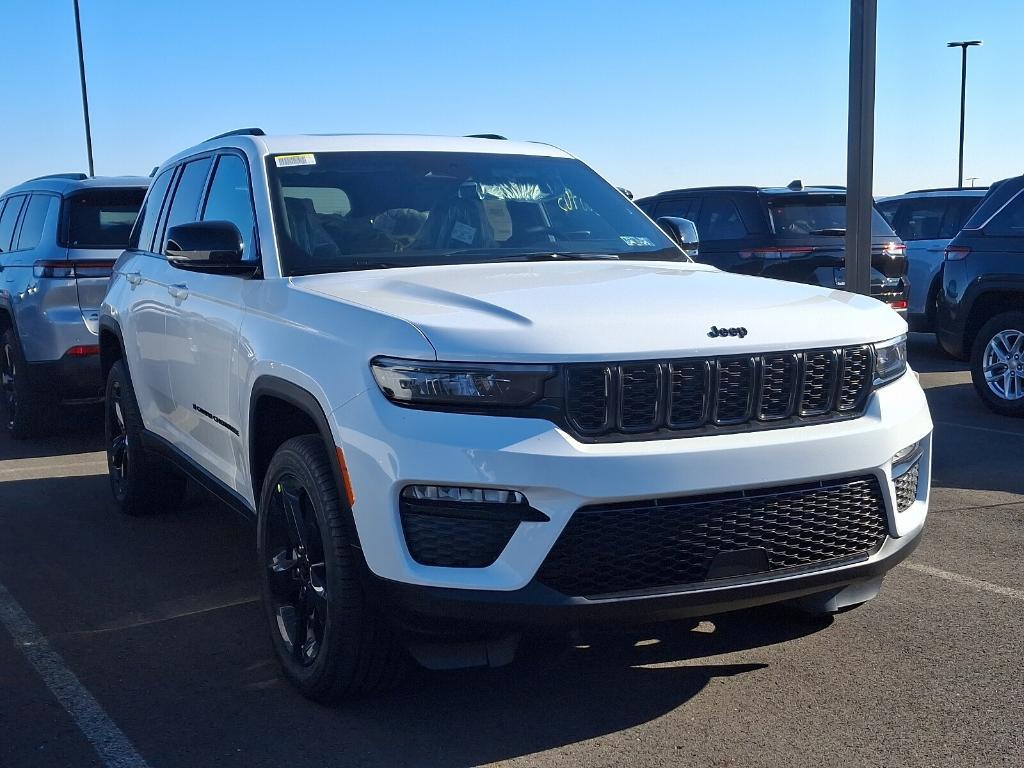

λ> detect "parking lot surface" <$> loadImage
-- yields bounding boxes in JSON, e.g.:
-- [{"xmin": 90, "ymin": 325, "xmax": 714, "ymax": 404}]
[{"xmin": 1, "ymin": 334, "xmax": 1021, "ymax": 768}]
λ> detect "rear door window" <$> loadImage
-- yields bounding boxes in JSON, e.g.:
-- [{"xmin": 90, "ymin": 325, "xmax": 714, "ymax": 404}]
[
  {"xmin": 131, "ymin": 169, "xmax": 174, "ymax": 253},
  {"xmin": 63, "ymin": 189, "xmax": 146, "ymax": 248},
  {"xmin": 15, "ymin": 194, "xmax": 55, "ymax": 251},
  {"xmin": 698, "ymin": 196, "xmax": 747, "ymax": 240},
  {"xmin": 159, "ymin": 157, "xmax": 213, "ymax": 252},
  {"xmin": 653, "ymin": 197, "xmax": 699, "ymax": 221},
  {"xmin": 0, "ymin": 195, "xmax": 26, "ymax": 252},
  {"xmin": 896, "ymin": 199, "xmax": 947, "ymax": 241},
  {"xmin": 876, "ymin": 199, "xmax": 900, "ymax": 227},
  {"xmin": 201, "ymin": 154, "xmax": 257, "ymax": 260}
]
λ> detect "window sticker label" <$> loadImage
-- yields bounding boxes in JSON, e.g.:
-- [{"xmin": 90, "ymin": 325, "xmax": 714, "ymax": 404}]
[
  {"xmin": 451, "ymin": 221, "xmax": 477, "ymax": 244},
  {"xmin": 275, "ymin": 153, "xmax": 317, "ymax": 168},
  {"xmin": 620, "ymin": 235, "xmax": 655, "ymax": 247}
]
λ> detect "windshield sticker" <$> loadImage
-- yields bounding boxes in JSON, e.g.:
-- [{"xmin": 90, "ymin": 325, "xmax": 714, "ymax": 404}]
[
  {"xmin": 451, "ymin": 221, "xmax": 477, "ymax": 244},
  {"xmin": 275, "ymin": 153, "xmax": 317, "ymax": 168},
  {"xmin": 620, "ymin": 235, "xmax": 655, "ymax": 247}
]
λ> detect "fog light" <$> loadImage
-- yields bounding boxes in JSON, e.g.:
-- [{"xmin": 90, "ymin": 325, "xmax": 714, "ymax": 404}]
[
  {"xmin": 401, "ymin": 485, "xmax": 525, "ymax": 504},
  {"xmin": 892, "ymin": 441, "xmax": 922, "ymax": 469}
]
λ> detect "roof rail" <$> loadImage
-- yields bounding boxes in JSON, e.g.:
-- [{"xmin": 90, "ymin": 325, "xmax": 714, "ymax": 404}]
[
  {"xmin": 28, "ymin": 172, "xmax": 89, "ymax": 182},
  {"xmin": 465, "ymin": 133, "xmax": 507, "ymax": 140},
  {"xmin": 205, "ymin": 127, "xmax": 266, "ymax": 142},
  {"xmin": 906, "ymin": 186, "xmax": 988, "ymax": 194}
]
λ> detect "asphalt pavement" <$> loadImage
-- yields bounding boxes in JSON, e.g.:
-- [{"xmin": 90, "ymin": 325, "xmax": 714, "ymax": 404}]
[{"xmin": 0, "ymin": 333, "xmax": 1021, "ymax": 768}]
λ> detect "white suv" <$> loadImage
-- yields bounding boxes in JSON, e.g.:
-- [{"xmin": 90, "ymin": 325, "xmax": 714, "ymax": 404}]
[{"xmin": 99, "ymin": 130, "xmax": 932, "ymax": 702}]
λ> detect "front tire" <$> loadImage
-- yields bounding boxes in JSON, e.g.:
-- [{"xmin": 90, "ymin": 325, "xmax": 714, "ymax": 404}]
[
  {"xmin": 971, "ymin": 311, "xmax": 1024, "ymax": 417},
  {"xmin": 105, "ymin": 360, "xmax": 187, "ymax": 514},
  {"xmin": 1, "ymin": 329, "xmax": 53, "ymax": 439},
  {"xmin": 257, "ymin": 435, "xmax": 405, "ymax": 703}
]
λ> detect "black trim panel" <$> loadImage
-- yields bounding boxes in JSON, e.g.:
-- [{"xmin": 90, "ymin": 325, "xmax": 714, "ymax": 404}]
[{"xmin": 139, "ymin": 429, "xmax": 255, "ymax": 520}]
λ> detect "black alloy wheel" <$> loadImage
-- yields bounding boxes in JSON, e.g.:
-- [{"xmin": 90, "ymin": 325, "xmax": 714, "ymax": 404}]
[
  {"xmin": 265, "ymin": 475, "xmax": 329, "ymax": 668},
  {"xmin": 106, "ymin": 376, "xmax": 130, "ymax": 499},
  {"xmin": 1, "ymin": 338, "xmax": 17, "ymax": 432}
]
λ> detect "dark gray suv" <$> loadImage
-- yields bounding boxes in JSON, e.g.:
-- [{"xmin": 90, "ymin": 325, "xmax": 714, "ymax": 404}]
[{"xmin": 0, "ymin": 173, "xmax": 148, "ymax": 437}]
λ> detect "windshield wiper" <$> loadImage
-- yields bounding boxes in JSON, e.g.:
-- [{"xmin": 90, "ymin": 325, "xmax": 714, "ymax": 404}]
[{"xmin": 522, "ymin": 252, "xmax": 620, "ymax": 261}]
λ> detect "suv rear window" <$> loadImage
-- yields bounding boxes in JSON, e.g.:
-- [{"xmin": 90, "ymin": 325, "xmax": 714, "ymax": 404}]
[
  {"xmin": 62, "ymin": 189, "xmax": 146, "ymax": 249},
  {"xmin": 766, "ymin": 194, "xmax": 894, "ymax": 237}
]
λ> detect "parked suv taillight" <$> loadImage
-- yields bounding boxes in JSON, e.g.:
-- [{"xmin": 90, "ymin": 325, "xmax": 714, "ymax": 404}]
[
  {"xmin": 944, "ymin": 246, "xmax": 971, "ymax": 261},
  {"xmin": 738, "ymin": 247, "xmax": 816, "ymax": 259},
  {"xmin": 33, "ymin": 260, "xmax": 116, "ymax": 278},
  {"xmin": 883, "ymin": 242, "xmax": 906, "ymax": 258}
]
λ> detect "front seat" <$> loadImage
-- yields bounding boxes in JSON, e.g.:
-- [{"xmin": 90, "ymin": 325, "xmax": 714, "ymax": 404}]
[{"xmin": 283, "ymin": 196, "xmax": 341, "ymax": 266}]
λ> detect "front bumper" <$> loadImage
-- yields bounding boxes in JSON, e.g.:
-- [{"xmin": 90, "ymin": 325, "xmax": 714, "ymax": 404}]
[
  {"xmin": 335, "ymin": 370, "xmax": 932, "ymax": 600},
  {"xmin": 373, "ymin": 522, "xmax": 923, "ymax": 636}
]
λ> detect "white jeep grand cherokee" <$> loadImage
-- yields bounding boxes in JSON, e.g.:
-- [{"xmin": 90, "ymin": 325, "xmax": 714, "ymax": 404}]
[{"xmin": 99, "ymin": 130, "xmax": 932, "ymax": 702}]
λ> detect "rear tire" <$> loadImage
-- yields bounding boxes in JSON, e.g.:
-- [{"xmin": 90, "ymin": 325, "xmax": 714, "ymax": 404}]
[
  {"xmin": 257, "ymin": 435, "xmax": 406, "ymax": 704},
  {"xmin": 1, "ymin": 329, "xmax": 53, "ymax": 439},
  {"xmin": 105, "ymin": 360, "xmax": 187, "ymax": 515},
  {"xmin": 970, "ymin": 311, "xmax": 1024, "ymax": 417}
]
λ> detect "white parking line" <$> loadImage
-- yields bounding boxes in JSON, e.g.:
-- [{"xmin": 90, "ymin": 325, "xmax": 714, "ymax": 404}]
[
  {"xmin": 0, "ymin": 582, "xmax": 150, "ymax": 768},
  {"xmin": 933, "ymin": 420, "xmax": 1024, "ymax": 438},
  {"xmin": 0, "ymin": 458, "xmax": 106, "ymax": 482},
  {"xmin": 905, "ymin": 562, "xmax": 1024, "ymax": 601}
]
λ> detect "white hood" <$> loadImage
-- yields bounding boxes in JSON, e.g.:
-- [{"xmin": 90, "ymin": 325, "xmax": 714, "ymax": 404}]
[{"xmin": 293, "ymin": 261, "xmax": 906, "ymax": 362}]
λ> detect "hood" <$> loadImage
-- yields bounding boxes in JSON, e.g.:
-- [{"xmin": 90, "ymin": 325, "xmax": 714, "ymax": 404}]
[{"xmin": 293, "ymin": 261, "xmax": 907, "ymax": 362}]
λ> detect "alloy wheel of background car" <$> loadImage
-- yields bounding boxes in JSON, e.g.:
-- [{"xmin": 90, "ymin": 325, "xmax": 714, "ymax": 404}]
[
  {"xmin": 1, "ymin": 340, "xmax": 17, "ymax": 431},
  {"xmin": 982, "ymin": 328, "xmax": 1024, "ymax": 401},
  {"xmin": 264, "ymin": 475, "xmax": 329, "ymax": 668},
  {"xmin": 107, "ymin": 379, "xmax": 130, "ymax": 498}
]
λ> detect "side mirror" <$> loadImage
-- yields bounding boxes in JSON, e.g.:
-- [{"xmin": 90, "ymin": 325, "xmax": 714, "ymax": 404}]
[
  {"xmin": 656, "ymin": 216, "xmax": 699, "ymax": 256},
  {"xmin": 165, "ymin": 221, "xmax": 257, "ymax": 275},
  {"xmin": 616, "ymin": 186, "xmax": 634, "ymax": 200}
]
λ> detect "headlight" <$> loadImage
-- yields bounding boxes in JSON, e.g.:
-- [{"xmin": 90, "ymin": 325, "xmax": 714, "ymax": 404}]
[
  {"xmin": 873, "ymin": 334, "xmax": 908, "ymax": 386},
  {"xmin": 370, "ymin": 357, "xmax": 554, "ymax": 408}
]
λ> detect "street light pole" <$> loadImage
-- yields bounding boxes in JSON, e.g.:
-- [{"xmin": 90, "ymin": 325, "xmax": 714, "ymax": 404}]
[
  {"xmin": 73, "ymin": 0, "xmax": 95, "ymax": 177},
  {"xmin": 947, "ymin": 40, "xmax": 982, "ymax": 190},
  {"xmin": 845, "ymin": 0, "xmax": 876, "ymax": 298}
]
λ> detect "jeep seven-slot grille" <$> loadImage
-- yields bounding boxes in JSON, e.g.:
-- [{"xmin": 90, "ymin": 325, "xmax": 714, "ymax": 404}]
[
  {"xmin": 536, "ymin": 475, "xmax": 889, "ymax": 597},
  {"xmin": 564, "ymin": 345, "xmax": 873, "ymax": 439}
]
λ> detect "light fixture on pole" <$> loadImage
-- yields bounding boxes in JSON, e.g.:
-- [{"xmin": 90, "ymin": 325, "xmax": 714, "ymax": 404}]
[{"xmin": 947, "ymin": 40, "xmax": 982, "ymax": 190}]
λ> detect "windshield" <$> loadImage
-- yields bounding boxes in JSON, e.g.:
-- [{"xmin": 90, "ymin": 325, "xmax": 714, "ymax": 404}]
[
  {"xmin": 266, "ymin": 151, "xmax": 679, "ymax": 274},
  {"xmin": 767, "ymin": 194, "xmax": 895, "ymax": 237},
  {"xmin": 62, "ymin": 188, "xmax": 146, "ymax": 249}
]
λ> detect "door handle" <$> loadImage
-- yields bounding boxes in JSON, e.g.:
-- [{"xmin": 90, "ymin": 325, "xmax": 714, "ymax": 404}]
[
  {"xmin": 168, "ymin": 283, "xmax": 189, "ymax": 300},
  {"xmin": 124, "ymin": 271, "xmax": 143, "ymax": 286}
]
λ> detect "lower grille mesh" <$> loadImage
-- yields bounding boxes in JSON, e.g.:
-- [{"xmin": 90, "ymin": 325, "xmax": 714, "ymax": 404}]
[
  {"xmin": 894, "ymin": 462, "xmax": 920, "ymax": 512},
  {"xmin": 537, "ymin": 476, "xmax": 889, "ymax": 597}
]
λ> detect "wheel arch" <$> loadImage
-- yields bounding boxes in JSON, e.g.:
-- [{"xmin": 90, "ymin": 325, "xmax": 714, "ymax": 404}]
[
  {"xmin": 963, "ymin": 283, "xmax": 1024, "ymax": 354},
  {"xmin": 98, "ymin": 316, "xmax": 127, "ymax": 383},
  {"xmin": 248, "ymin": 376, "xmax": 355, "ymax": 527}
]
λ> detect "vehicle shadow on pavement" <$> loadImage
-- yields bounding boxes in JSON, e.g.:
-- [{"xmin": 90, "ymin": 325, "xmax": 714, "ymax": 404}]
[
  {"xmin": 0, "ymin": 405, "xmax": 104, "ymax": 461},
  {"xmin": 328, "ymin": 610, "xmax": 825, "ymax": 768}
]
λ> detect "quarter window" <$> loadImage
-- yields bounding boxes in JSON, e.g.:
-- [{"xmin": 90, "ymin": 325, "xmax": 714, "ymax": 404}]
[
  {"xmin": 0, "ymin": 196, "xmax": 26, "ymax": 253},
  {"xmin": 984, "ymin": 191, "xmax": 1024, "ymax": 237},
  {"xmin": 132, "ymin": 169, "xmax": 174, "ymax": 252},
  {"xmin": 15, "ymin": 194, "xmax": 54, "ymax": 251},
  {"xmin": 202, "ymin": 155, "xmax": 257, "ymax": 260}
]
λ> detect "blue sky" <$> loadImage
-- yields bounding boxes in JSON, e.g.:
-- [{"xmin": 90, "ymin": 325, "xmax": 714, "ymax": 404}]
[{"xmin": 1, "ymin": 1, "xmax": 1020, "ymax": 197}]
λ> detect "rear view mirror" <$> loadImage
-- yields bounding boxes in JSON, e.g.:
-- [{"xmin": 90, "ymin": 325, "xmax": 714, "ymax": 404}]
[
  {"xmin": 165, "ymin": 221, "xmax": 257, "ymax": 275},
  {"xmin": 657, "ymin": 216, "xmax": 699, "ymax": 256}
]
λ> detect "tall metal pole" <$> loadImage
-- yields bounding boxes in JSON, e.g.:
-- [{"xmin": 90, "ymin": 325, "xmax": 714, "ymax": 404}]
[
  {"xmin": 73, "ymin": 0, "xmax": 95, "ymax": 176},
  {"xmin": 957, "ymin": 45, "xmax": 967, "ymax": 189},
  {"xmin": 947, "ymin": 41, "xmax": 982, "ymax": 190},
  {"xmin": 845, "ymin": 0, "xmax": 876, "ymax": 298}
]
